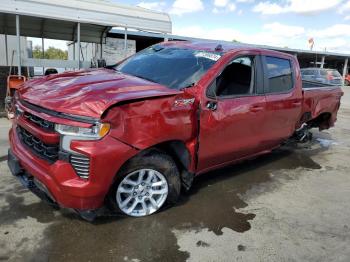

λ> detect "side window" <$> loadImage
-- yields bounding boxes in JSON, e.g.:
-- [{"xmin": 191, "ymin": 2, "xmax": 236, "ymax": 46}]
[
  {"xmin": 265, "ymin": 56, "xmax": 293, "ymax": 93},
  {"xmin": 320, "ymin": 70, "xmax": 327, "ymax": 76},
  {"xmin": 215, "ymin": 56, "xmax": 255, "ymax": 97}
]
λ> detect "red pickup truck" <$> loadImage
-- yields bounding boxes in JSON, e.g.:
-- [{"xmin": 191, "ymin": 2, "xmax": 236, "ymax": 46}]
[{"xmin": 8, "ymin": 41, "xmax": 343, "ymax": 220}]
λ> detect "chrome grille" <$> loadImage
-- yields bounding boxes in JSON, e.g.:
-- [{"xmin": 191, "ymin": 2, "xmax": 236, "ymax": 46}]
[
  {"xmin": 24, "ymin": 112, "xmax": 55, "ymax": 131},
  {"xmin": 17, "ymin": 126, "xmax": 59, "ymax": 163},
  {"xmin": 70, "ymin": 154, "xmax": 90, "ymax": 179}
]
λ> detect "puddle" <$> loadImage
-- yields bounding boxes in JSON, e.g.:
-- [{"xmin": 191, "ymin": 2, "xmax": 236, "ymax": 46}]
[
  {"xmin": 316, "ymin": 138, "xmax": 338, "ymax": 148},
  {"xmin": 0, "ymin": 194, "xmax": 57, "ymax": 226},
  {"xmin": 29, "ymin": 147, "xmax": 322, "ymax": 262}
]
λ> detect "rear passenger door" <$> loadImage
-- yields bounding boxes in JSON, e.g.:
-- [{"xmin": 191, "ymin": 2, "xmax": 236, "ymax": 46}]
[{"xmin": 262, "ymin": 55, "xmax": 303, "ymax": 147}]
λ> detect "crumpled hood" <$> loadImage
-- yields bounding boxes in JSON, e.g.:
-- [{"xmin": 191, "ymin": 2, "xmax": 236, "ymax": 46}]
[{"xmin": 19, "ymin": 69, "xmax": 180, "ymax": 119}]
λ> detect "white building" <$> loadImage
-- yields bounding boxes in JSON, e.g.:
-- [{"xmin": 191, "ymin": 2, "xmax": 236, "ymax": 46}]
[{"xmin": 0, "ymin": 35, "xmax": 28, "ymax": 67}]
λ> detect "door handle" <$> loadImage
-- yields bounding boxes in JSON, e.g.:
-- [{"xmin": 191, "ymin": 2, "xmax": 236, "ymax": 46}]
[
  {"xmin": 206, "ymin": 101, "xmax": 218, "ymax": 111},
  {"xmin": 292, "ymin": 101, "xmax": 302, "ymax": 106},
  {"xmin": 250, "ymin": 105, "xmax": 264, "ymax": 112}
]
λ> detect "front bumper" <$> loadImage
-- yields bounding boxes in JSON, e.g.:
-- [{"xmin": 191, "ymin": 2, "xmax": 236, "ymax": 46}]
[
  {"xmin": 8, "ymin": 127, "xmax": 138, "ymax": 210},
  {"xmin": 8, "ymin": 149, "xmax": 59, "ymax": 208}
]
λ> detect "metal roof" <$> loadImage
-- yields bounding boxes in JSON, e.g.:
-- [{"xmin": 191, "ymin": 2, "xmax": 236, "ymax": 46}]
[
  {"xmin": 110, "ymin": 28, "xmax": 350, "ymax": 59},
  {"xmin": 0, "ymin": 0, "xmax": 172, "ymax": 43}
]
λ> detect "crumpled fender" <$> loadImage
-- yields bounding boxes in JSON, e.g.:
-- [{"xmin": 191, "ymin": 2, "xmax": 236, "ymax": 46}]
[{"xmin": 103, "ymin": 92, "xmax": 199, "ymax": 171}]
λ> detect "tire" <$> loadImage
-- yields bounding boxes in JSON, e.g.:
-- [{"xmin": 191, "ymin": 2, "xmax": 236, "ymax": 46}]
[{"xmin": 108, "ymin": 152, "xmax": 181, "ymax": 217}]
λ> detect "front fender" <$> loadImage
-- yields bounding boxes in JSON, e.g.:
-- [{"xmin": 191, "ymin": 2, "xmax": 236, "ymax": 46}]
[{"xmin": 103, "ymin": 94, "xmax": 198, "ymax": 150}]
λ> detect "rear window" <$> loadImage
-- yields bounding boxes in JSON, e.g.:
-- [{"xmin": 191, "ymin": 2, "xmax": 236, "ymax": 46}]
[{"xmin": 265, "ymin": 56, "xmax": 293, "ymax": 93}]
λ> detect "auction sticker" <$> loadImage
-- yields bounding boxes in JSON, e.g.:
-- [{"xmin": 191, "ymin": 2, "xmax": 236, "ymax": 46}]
[{"xmin": 195, "ymin": 52, "xmax": 221, "ymax": 61}]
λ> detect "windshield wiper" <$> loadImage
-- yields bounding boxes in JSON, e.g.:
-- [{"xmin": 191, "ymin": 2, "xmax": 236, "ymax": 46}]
[{"xmin": 133, "ymin": 74, "xmax": 157, "ymax": 84}]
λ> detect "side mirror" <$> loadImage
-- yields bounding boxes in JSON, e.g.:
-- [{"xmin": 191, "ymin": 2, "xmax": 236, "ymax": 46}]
[{"xmin": 206, "ymin": 80, "xmax": 217, "ymax": 98}]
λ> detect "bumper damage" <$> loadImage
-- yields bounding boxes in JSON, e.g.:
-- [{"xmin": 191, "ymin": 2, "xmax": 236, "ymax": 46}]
[
  {"xmin": 8, "ymin": 149, "xmax": 59, "ymax": 209},
  {"xmin": 8, "ymin": 123, "xmax": 138, "ymax": 220}
]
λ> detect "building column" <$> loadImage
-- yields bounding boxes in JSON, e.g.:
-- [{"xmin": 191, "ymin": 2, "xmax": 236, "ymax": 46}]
[
  {"xmin": 320, "ymin": 56, "xmax": 326, "ymax": 68},
  {"xmin": 16, "ymin": 15, "xmax": 21, "ymax": 75},
  {"xmin": 77, "ymin": 22, "xmax": 81, "ymax": 69},
  {"xmin": 5, "ymin": 34, "xmax": 8, "ymax": 66},
  {"xmin": 124, "ymin": 27, "xmax": 128, "ymax": 58},
  {"xmin": 342, "ymin": 58, "xmax": 348, "ymax": 86}
]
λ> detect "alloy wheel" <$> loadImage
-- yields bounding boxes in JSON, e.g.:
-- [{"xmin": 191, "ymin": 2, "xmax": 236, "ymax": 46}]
[{"xmin": 116, "ymin": 169, "xmax": 169, "ymax": 217}]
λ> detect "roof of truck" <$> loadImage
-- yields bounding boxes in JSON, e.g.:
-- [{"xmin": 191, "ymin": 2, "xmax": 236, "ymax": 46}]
[{"xmin": 161, "ymin": 40, "xmax": 295, "ymax": 58}]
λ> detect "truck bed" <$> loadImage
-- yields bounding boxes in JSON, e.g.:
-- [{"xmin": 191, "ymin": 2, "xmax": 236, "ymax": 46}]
[{"xmin": 302, "ymin": 80, "xmax": 343, "ymax": 129}]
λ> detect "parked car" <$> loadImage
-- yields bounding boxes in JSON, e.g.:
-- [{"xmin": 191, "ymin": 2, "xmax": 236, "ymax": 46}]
[
  {"xmin": 301, "ymin": 67, "xmax": 343, "ymax": 86},
  {"xmin": 8, "ymin": 41, "xmax": 343, "ymax": 220},
  {"xmin": 344, "ymin": 74, "xmax": 350, "ymax": 86}
]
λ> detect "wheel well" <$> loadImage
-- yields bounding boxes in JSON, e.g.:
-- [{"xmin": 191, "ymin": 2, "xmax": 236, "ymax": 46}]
[
  {"xmin": 135, "ymin": 140, "xmax": 194, "ymax": 190},
  {"xmin": 308, "ymin": 112, "xmax": 332, "ymax": 130},
  {"xmin": 152, "ymin": 141, "xmax": 191, "ymax": 171}
]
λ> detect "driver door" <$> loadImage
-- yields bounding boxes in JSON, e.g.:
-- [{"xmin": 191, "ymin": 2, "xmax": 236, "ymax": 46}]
[{"xmin": 197, "ymin": 52, "xmax": 267, "ymax": 172}]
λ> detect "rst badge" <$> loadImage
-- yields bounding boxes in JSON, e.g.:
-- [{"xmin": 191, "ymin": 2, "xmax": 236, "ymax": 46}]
[{"xmin": 174, "ymin": 98, "xmax": 195, "ymax": 107}]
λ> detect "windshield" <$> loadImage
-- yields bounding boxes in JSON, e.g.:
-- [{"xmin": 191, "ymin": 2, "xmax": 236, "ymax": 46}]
[{"xmin": 115, "ymin": 45, "xmax": 222, "ymax": 90}]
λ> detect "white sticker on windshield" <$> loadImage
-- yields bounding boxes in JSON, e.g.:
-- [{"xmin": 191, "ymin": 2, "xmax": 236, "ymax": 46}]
[{"xmin": 195, "ymin": 52, "xmax": 221, "ymax": 61}]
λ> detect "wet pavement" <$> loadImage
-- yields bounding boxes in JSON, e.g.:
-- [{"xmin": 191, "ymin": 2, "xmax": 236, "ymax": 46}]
[
  {"xmin": 0, "ymin": 119, "xmax": 10, "ymax": 159},
  {"xmin": 1, "ymin": 89, "xmax": 350, "ymax": 261}
]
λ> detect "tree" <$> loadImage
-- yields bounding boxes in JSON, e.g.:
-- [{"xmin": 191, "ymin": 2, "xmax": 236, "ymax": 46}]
[{"xmin": 32, "ymin": 45, "xmax": 68, "ymax": 60}]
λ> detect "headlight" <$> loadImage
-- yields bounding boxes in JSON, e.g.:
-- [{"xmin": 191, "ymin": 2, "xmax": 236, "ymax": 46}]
[
  {"xmin": 55, "ymin": 122, "xmax": 110, "ymax": 154},
  {"xmin": 55, "ymin": 122, "xmax": 110, "ymax": 139}
]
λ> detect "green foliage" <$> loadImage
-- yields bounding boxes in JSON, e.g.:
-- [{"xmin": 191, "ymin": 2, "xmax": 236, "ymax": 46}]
[{"xmin": 32, "ymin": 45, "xmax": 68, "ymax": 60}]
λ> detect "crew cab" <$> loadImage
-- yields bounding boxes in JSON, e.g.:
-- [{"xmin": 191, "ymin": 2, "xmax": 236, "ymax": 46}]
[{"xmin": 8, "ymin": 41, "xmax": 343, "ymax": 219}]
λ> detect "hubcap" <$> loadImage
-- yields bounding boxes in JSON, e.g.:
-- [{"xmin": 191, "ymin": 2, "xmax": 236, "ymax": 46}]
[{"xmin": 116, "ymin": 169, "xmax": 168, "ymax": 217}]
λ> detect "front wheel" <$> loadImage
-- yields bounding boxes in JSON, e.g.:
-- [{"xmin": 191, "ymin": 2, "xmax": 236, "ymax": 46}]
[{"xmin": 108, "ymin": 153, "xmax": 181, "ymax": 217}]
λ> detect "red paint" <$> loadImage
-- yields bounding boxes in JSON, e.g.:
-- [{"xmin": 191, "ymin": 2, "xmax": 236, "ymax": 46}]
[
  {"xmin": 18, "ymin": 69, "xmax": 180, "ymax": 118},
  {"xmin": 9, "ymin": 41, "xmax": 343, "ymax": 211}
]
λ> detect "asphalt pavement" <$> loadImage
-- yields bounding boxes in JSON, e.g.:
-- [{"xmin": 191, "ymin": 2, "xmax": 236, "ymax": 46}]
[{"xmin": 0, "ymin": 89, "xmax": 350, "ymax": 262}]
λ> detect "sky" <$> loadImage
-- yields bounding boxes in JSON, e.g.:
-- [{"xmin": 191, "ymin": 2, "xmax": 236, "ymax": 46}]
[{"xmin": 30, "ymin": 0, "xmax": 350, "ymax": 54}]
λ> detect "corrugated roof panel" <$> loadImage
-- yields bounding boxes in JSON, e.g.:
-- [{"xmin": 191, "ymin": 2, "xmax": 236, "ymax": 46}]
[{"xmin": 0, "ymin": 0, "xmax": 172, "ymax": 33}]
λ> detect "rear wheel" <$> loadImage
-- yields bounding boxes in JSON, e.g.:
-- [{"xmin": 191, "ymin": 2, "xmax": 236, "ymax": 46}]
[{"xmin": 108, "ymin": 153, "xmax": 181, "ymax": 217}]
